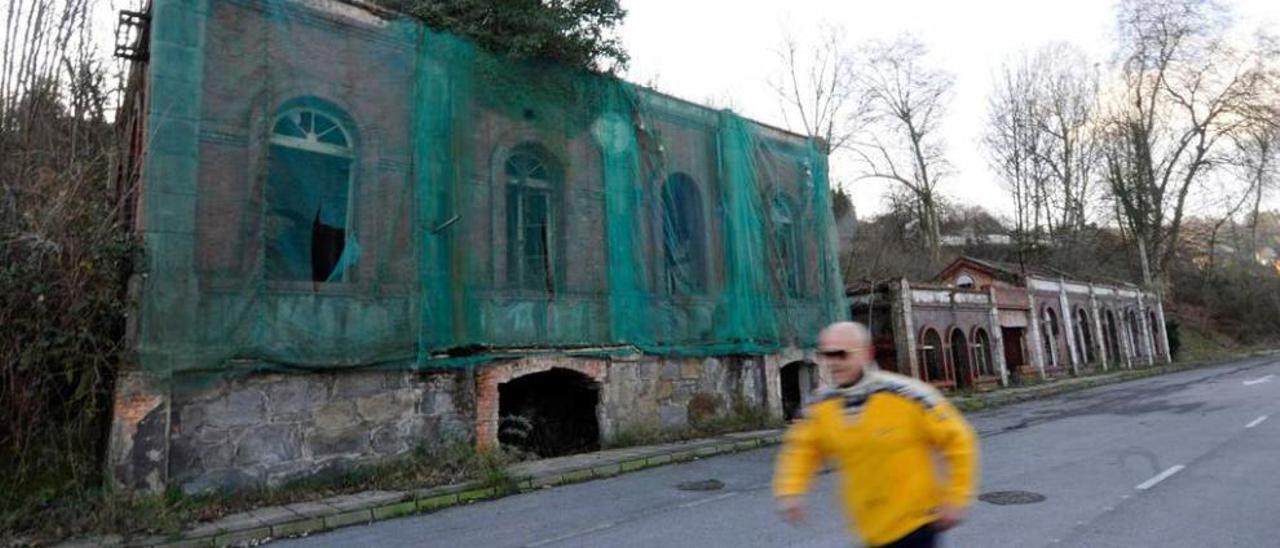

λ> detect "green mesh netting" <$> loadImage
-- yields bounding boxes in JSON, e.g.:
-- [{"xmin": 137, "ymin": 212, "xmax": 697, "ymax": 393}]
[{"xmin": 137, "ymin": 0, "xmax": 847, "ymax": 385}]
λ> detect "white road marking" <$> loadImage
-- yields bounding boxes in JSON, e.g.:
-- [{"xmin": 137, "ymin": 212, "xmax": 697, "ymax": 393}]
[
  {"xmin": 1243, "ymin": 375, "xmax": 1274, "ymax": 386},
  {"xmin": 678, "ymin": 491, "xmax": 739, "ymax": 508},
  {"xmin": 1136, "ymin": 465, "xmax": 1185, "ymax": 491},
  {"xmin": 1246, "ymin": 415, "xmax": 1269, "ymax": 429},
  {"xmin": 526, "ymin": 522, "xmax": 616, "ymax": 547}
]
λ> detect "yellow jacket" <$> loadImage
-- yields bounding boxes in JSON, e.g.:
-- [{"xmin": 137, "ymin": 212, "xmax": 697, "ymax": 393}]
[{"xmin": 773, "ymin": 369, "xmax": 978, "ymax": 546}]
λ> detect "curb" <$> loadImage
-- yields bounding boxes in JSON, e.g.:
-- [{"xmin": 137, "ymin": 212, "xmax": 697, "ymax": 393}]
[{"xmin": 81, "ymin": 432, "xmax": 784, "ymax": 547}]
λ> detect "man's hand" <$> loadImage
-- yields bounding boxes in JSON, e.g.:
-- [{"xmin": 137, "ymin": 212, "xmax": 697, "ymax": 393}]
[
  {"xmin": 777, "ymin": 495, "xmax": 806, "ymax": 525},
  {"xmin": 933, "ymin": 504, "xmax": 966, "ymax": 530}
]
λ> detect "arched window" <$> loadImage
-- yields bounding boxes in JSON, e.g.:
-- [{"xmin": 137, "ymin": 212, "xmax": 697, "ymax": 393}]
[
  {"xmin": 1041, "ymin": 306, "xmax": 1060, "ymax": 368},
  {"xmin": 973, "ymin": 328, "xmax": 994, "ymax": 377},
  {"xmin": 661, "ymin": 173, "xmax": 706, "ymax": 294},
  {"xmin": 918, "ymin": 328, "xmax": 944, "ymax": 383},
  {"xmin": 505, "ymin": 143, "xmax": 559, "ymax": 291},
  {"xmin": 1149, "ymin": 310, "xmax": 1162, "ymax": 357},
  {"xmin": 772, "ymin": 195, "xmax": 802, "ymax": 298},
  {"xmin": 1127, "ymin": 309, "xmax": 1144, "ymax": 357},
  {"xmin": 950, "ymin": 328, "xmax": 970, "ymax": 388},
  {"xmin": 265, "ymin": 102, "xmax": 357, "ymax": 282},
  {"xmin": 1075, "ymin": 308, "xmax": 1095, "ymax": 363},
  {"xmin": 1105, "ymin": 309, "xmax": 1121, "ymax": 358},
  {"xmin": 956, "ymin": 274, "xmax": 976, "ymax": 289}
]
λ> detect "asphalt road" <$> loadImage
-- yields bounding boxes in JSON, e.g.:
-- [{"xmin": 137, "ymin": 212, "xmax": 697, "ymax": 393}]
[{"xmin": 275, "ymin": 355, "xmax": 1280, "ymax": 547}]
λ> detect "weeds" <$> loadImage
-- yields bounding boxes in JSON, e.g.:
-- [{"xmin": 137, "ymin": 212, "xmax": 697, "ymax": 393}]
[
  {"xmin": 1, "ymin": 443, "xmax": 519, "ymax": 545},
  {"xmin": 603, "ymin": 400, "xmax": 783, "ymax": 450}
]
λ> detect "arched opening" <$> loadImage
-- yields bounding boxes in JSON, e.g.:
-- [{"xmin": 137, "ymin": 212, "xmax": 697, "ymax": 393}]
[
  {"xmin": 1127, "ymin": 309, "xmax": 1144, "ymax": 358},
  {"xmin": 1041, "ymin": 306, "xmax": 1061, "ymax": 369},
  {"xmin": 1149, "ymin": 310, "xmax": 1162, "ymax": 358},
  {"xmin": 661, "ymin": 173, "xmax": 707, "ymax": 295},
  {"xmin": 918, "ymin": 328, "xmax": 945, "ymax": 384},
  {"xmin": 955, "ymin": 274, "xmax": 976, "ymax": 289},
  {"xmin": 1075, "ymin": 308, "xmax": 1095, "ymax": 364},
  {"xmin": 265, "ymin": 100, "xmax": 358, "ymax": 283},
  {"xmin": 498, "ymin": 368, "xmax": 599, "ymax": 457},
  {"xmin": 1105, "ymin": 309, "xmax": 1121, "ymax": 360},
  {"xmin": 973, "ymin": 327, "xmax": 994, "ymax": 379},
  {"xmin": 780, "ymin": 361, "xmax": 818, "ymax": 421},
  {"xmin": 950, "ymin": 328, "xmax": 972, "ymax": 389}
]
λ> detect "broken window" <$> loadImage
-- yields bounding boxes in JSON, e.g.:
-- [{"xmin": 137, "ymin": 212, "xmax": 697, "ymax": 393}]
[
  {"xmin": 506, "ymin": 143, "xmax": 557, "ymax": 291},
  {"xmin": 264, "ymin": 104, "xmax": 358, "ymax": 283},
  {"xmin": 661, "ymin": 173, "xmax": 706, "ymax": 295},
  {"xmin": 772, "ymin": 195, "xmax": 802, "ymax": 298},
  {"xmin": 919, "ymin": 328, "xmax": 944, "ymax": 383}
]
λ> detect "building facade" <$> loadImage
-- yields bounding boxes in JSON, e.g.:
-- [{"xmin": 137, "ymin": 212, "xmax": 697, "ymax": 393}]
[
  {"xmin": 108, "ymin": 0, "xmax": 844, "ymax": 493},
  {"xmin": 851, "ymin": 257, "xmax": 1171, "ymax": 389}
]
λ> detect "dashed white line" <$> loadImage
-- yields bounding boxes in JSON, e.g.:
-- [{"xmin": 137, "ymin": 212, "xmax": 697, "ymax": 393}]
[
  {"xmin": 1136, "ymin": 465, "xmax": 1185, "ymax": 491},
  {"xmin": 1246, "ymin": 415, "xmax": 1269, "ymax": 429},
  {"xmin": 678, "ymin": 491, "xmax": 739, "ymax": 508},
  {"xmin": 1243, "ymin": 375, "xmax": 1274, "ymax": 386},
  {"xmin": 525, "ymin": 522, "xmax": 616, "ymax": 547}
]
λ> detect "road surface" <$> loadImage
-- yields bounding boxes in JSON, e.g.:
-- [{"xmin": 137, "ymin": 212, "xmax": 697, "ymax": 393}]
[{"xmin": 275, "ymin": 355, "xmax": 1280, "ymax": 547}]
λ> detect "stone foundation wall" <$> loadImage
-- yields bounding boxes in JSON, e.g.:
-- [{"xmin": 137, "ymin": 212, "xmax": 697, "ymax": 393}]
[
  {"xmin": 115, "ymin": 349, "xmax": 808, "ymax": 494},
  {"xmin": 167, "ymin": 369, "xmax": 473, "ymax": 493}
]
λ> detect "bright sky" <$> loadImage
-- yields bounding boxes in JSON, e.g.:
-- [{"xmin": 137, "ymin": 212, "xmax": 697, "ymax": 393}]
[{"xmin": 619, "ymin": 0, "xmax": 1280, "ymax": 220}]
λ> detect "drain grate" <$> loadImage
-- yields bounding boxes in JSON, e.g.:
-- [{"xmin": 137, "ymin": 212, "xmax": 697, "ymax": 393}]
[
  {"xmin": 676, "ymin": 479, "xmax": 724, "ymax": 491},
  {"xmin": 979, "ymin": 490, "xmax": 1046, "ymax": 505}
]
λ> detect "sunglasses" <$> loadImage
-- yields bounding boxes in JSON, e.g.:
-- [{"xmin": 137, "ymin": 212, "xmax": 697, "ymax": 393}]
[{"xmin": 818, "ymin": 349, "xmax": 851, "ymax": 360}]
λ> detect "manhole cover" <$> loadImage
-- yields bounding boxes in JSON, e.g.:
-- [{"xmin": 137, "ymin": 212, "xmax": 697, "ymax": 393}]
[
  {"xmin": 979, "ymin": 490, "xmax": 1046, "ymax": 505},
  {"xmin": 676, "ymin": 479, "xmax": 724, "ymax": 491}
]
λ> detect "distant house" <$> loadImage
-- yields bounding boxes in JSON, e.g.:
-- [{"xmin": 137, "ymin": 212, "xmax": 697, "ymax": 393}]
[{"xmin": 850, "ymin": 256, "xmax": 1170, "ymax": 390}]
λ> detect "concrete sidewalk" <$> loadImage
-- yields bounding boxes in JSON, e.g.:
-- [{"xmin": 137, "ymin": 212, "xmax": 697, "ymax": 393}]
[{"xmin": 63, "ymin": 351, "xmax": 1274, "ymax": 548}]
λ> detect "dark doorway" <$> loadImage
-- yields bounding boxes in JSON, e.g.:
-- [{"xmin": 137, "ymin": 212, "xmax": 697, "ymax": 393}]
[
  {"xmin": 950, "ymin": 328, "xmax": 972, "ymax": 389},
  {"xmin": 498, "ymin": 369, "xmax": 600, "ymax": 458},
  {"xmin": 1105, "ymin": 310, "xmax": 1121, "ymax": 361},
  {"xmin": 781, "ymin": 361, "xmax": 817, "ymax": 421},
  {"xmin": 1001, "ymin": 327, "xmax": 1025, "ymax": 380}
]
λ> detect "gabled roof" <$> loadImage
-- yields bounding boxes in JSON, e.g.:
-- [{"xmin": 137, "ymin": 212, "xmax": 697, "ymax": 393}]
[{"xmin": 936, "ymin": 255, "xmax": 1141, "ymax": 288}]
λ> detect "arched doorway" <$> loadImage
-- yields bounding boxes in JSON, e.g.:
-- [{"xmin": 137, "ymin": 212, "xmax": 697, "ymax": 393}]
[
  {"xmin": 498, "ymin": 368, "xmax": 600, "ymax": 457},
  {"xmin": 780, "ymin": 361, "xmax": 818, "ymax": 421},
  {"xmin": 1075, "ymin": 308, "xmax": 1095, "ymax": 364},
  {"xmin": 1041, "ymin": 306, "xmax": 1061, "ymax": 369},
  {"xmin": 950, "ymin": 328, "xmax": 972, "ymax": 389},
  {"xmin": 918, "ymin": 328, "xmax": 945, "ymax": 385},
  {"xmin": 1105, "ymin": 309, "xmax": 1121, "ymax": 360},
  {"xmin": 973, "ymin": 327, "xmax": 995, "ymax": 379},
  {"xmin": 1149, "ymin": 310, "xmax": 1162, "ymax": 358},
  {"xmin": 1127, "ymin": 309, "xmax": 1144, "ymax": 358}
]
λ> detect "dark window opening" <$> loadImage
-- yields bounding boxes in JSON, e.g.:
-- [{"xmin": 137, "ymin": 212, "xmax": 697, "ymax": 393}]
[
  {"xmin": 498, "ymin": 369, "xmax": 600, "ymax": 458},
  {"xmin": 919, "ymin": 328, "xmax": 944, "ymax": 384}
]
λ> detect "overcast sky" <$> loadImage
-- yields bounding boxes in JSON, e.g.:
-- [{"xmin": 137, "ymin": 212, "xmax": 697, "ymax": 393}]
[{"xmin": 619, "ymin": 0, "xmax": 1280, "ymax": 220}]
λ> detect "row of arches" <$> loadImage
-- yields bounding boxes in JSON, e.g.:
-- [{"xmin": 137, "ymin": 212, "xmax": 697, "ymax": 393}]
[
  {"xmin": 1039, "ymin": 303, "xmax": 1164, "ymax": 369},
  {"xmin": 260, "ymin": 98, "xmax": 809, "ymax": 296},
  {"xmin": 916, "ymin": 326, "xmax": 998, "ymax": 389}
]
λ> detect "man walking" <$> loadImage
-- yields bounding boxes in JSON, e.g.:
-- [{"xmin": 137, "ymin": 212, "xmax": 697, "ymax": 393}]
[{"xmin": 774, "ymin": 321, "xmax": 978, "ymax": 547}]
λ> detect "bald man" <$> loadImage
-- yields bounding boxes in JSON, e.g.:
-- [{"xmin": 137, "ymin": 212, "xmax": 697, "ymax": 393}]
[{"xmin": 773, "ymin": 321, "xmax": 978, "ymax": 548}]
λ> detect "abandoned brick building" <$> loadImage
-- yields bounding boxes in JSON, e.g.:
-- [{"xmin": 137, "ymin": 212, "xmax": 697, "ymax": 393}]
[
  {"xmin": 849, "ymin": 256, "xmax": 1171, "ymax": 390},
  {"xmin": 107, "ymin": 0, "xmax": 845, "ymax": 493}
]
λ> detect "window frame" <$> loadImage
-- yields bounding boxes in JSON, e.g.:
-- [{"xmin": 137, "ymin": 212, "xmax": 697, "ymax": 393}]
[
  {"xmin": 504, "ymin": 144, "xmax": 559, "ymax": 292},
  {"xmin": 263, "ymin": 103, "xmax": 359, "ymax": 286},
  {"xmin": 660, "ymin": 172, "xmax": 708, "ymax": 296}
]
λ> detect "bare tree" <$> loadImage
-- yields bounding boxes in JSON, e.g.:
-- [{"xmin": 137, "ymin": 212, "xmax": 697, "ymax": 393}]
[
  {"xmin": 1100, "ymin": 0, "xmax": 1278, "ymax": 288},
  {"xmin": 1229, "ymin": 104, "xmax": 1280, "ymax": 248},
  {"xmin": 769, "ymin": 25, "xmax": 863, "ymax": 152},
  {"xmin": 985, "ymin": 43, "xmax": 1101, "ymax": 252},
  {"xmin": 849, "ymin": 36, "xmax": 954, "ymax": 262}
]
